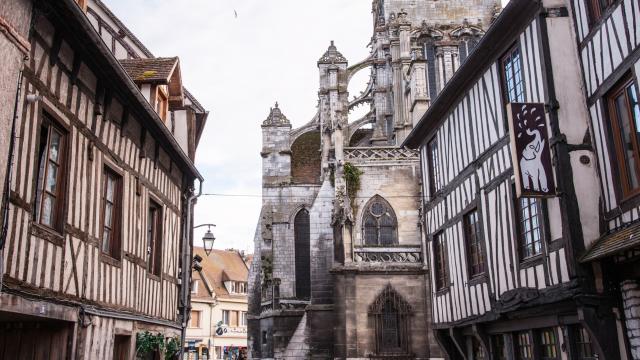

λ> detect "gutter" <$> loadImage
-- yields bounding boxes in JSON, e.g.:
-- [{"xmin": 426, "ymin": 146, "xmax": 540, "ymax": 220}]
[{"xmin": 179, "ymin": 179, "xmax": 203, "ymax": 359}]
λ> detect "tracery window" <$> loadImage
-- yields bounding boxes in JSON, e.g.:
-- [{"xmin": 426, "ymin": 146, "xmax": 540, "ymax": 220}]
[
  {"xmin": 363, "ymin": 196, "xmax": 398, "ymax": 246},
  {"xmin": 369, "ymin": 285, "xmax": 412, "ymax": 356},
  {"xmin": 294, "ymin": 209, "xmax": 311, "ymax": 299}
]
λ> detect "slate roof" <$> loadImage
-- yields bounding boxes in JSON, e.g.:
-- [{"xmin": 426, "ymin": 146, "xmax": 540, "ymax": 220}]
[
  {"xmin": 581, "ymin": 221, "xmax": 640, "ymax": 262},
  {"xmin": 192, "ymin": 248, "xmax": 249, "ymax": 300},
  {"xmin": 119, "ymin": 57, "xmax": 179, "ymax": 83}
]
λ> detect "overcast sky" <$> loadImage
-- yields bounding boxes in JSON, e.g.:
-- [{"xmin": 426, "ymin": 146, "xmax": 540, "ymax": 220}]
[{"xmin": 104, "ymin": 0, "xmax": 510, "ymax": 253}]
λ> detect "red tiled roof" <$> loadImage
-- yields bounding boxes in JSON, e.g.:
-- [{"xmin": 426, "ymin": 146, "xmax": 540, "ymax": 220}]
[{"xmin": 192, "ymin": 248, "xmax": 248, "ymax": 299}]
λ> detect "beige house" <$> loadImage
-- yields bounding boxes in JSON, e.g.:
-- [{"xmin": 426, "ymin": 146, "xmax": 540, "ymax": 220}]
[{"xmin": 186, "ymin": 248, "xmax": 249, "ymax": 360}]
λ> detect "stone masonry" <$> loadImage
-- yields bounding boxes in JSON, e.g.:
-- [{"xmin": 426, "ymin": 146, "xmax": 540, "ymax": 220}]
[{"xmin": 623, "ymin": 280, "xmax": 640, "ymax": 360}]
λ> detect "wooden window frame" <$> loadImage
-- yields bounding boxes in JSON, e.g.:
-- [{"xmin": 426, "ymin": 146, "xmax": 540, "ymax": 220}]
[
  {"xmin": 500, "ymin": 43, "xmax": 525, "ymax": 104},
  {"xmin": 515, "ymin": 331, "xmax": 534, "ymax": 360},
  {"xmin": 606, "ymin": 74, "xmax": 640, "ymax": 202},
  {"xmin": 34, "ymin": 113, "xmax": 69, "ymax": 234},
  {"xmin": 100, "ymin": 166, "xmax": 123, "ymax": 260},
  {"xmin": 539, "ymin": 327, "xmax": 560, "ymax": 360},
  {"xmin": 463, "ymin": 208, "xmax": 486, "ymax": 277},
  {"xmin": 586, "ymin": 0, "xmax": 616, "ymax": 27},
  {"xmin": 514, "ymin": 195, "xmax": 546, "ymax": 261},
  {"xmin": 147, "ymin": 198, "xmax": 163, "ymax": 276},
  {"xmin": 433, "ymin": 232, "xmax": 450, "ymax": 291},
  {"xmin": 155, "ymin": 86, "xmax": 168, "ymax": 122},
  {"xmin": 568, "ymin": 325, "xmax": 598, "ymax": 359},
  {"xmin": 427, "ymin": 137, "xmax": 441, "ymax": 196}
]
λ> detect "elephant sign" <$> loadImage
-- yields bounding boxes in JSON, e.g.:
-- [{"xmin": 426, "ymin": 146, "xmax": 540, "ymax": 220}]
[{"xmin": 507, "ymin": 103, "xmax": 555, "ymax": 198}]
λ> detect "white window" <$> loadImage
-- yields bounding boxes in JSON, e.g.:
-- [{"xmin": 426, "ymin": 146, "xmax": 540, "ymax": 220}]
[
  {"xmin": 222, "ymin": 310, "xmax": 230, "ymax": 325},
  {"xmin": 191, "ymin": 279, "xmax": 199, "ymax": 294},
  {"xmin": 241, "ymin": 311, "xmax": 247, "ymax": 326}
]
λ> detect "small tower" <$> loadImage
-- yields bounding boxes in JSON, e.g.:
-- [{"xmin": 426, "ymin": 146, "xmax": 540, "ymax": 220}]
[{"xmin": 261, "ymin": 103, "xmax": 292, "ymax": 185}]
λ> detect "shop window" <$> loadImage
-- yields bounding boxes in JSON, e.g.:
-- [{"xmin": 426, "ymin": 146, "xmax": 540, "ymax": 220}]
[
  {"xmin": 573, "ymin": 326, "xmax": 598, "ymax": 359},
  {"xmin": 516, "ymin": 331, "xmax": 534, "ymax": 360},
  {"xmin": 540, "ymin": 328, "xmax": 559, "ymax": 360}
]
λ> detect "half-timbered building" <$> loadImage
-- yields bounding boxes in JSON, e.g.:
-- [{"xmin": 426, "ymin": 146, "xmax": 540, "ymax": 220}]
[
  {"xmin": 404, "ymin": 0, "xmax": 626, "ymax": 358},
  {"xmin": 571, "ymin": 0, "xmax": 640, "ymax": 358},
  {"xmin": 0, "ymin": 0, "xmax": 207, "ymax": 358}
]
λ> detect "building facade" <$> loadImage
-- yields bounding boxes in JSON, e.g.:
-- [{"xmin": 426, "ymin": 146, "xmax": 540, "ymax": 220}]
[
  {"xmin": 404, "ymin": 0, "xmax": 636, "ymax": 358},
  {"xmin": 248, "ymin": 1, "xmax": 498, "ymax": 359},
  {"xmin": 0, "ymin": 0, "xmax": 207, "ymax": 358},
  {"xmin": 572, "ymin": 0, "xmax": 640, "ymax": 359},
  {"xmin": 186, "ymin": 248, "xmax": 249, "ymax": 360}
]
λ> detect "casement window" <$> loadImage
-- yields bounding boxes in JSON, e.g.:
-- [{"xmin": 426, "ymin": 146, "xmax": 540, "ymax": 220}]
[
  {"xmin": 586, "ymin": 0, "xmax": 616, "ymax": 26},
  {"xmin": 516, "ymin": 197, "xmax": 544, "ymax": 259},
  {"xmin": 540, "ymin": 328, "xmax": 559, "ymax": 360},
  {"xmin": 516, "ymin": 332, "xmax": 534, "ymax": 360},
  {"xmin": 222, "ymin": 310, "xmax": 230, "ymax": 325},
  {"xmin": 572, "ymin": 326, "xmax": 597, "ymax": 359},
  {"xmin": 101, "ymin": 167, "xmax": 122, "ymax": 259},
  {"xmin": 607, "ymin": 76, "xmax": 640, "ymax": 199},
  {"xmin": 34, "ymin": 115, "xmax": 67, "ymax": 232},
  {"xmin": 363, "ymin": 196, "xmax": 398, "ymax": 246},
  {"xmin": 463, "ymin": 209, "xmax": 485, "ymax": 276},
  {"xmin": 427, "ymin": 137, "xmax": 441, "ymax": 195},
  {"xmin": 501, "ymin": 44, "xmax": 525, "ymax": 103},
  {"xmin": 147, "ymin": 199, "xmax": 163, "ymax": 276},
  {"xmin": 188, "ymin": 310, "xmax": 200, "ymax": 328},
  {"xmin": 294, "ymin": 209, "xmax": 311, "ymax": 299},
  {"xmin": 191, "ymin": 279, "xmax": 199, "ymax": 294},
  {"xmin": 433, "ymin": 232, "xmax": 449, "ymax": 290}
]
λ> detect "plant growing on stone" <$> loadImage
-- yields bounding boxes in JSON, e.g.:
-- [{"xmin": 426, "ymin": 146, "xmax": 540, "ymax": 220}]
[{"xmin": 343, "ymin": 162, "xmax": 363, "ymax": 209}]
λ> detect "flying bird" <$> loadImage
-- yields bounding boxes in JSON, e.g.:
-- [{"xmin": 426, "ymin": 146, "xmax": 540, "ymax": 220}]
[{"xmin": 234, "ymin": 9, "xmax": 238, "ymax": 18}]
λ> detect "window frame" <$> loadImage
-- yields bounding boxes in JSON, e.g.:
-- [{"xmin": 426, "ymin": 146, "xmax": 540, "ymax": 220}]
[
  {"xmin": 147, "ymin": 198, "xmax": 163, "ymax": 276},
  {"xmin": 427, "ymin": 136, "xmax": 441, "ymax": 196},
  {"xmin": 500, "ymin": 43, "xmax": 525, "ymax": 105},
  {"xmin": 361, "ymin": 196, "xmax": 398, "ymax": 246},
  {"xmin": 539, "ymin": 327, "xmax": 560, "ymax": 360},
  {"xmin": 514, "ymin": 195, "xmax": 546, "ymax": 261},
  {"xmin": 463, "ymin": 208, "xmax": 486, "ymax": 277},
  {"xmin": 222, "ymin": 310, "xmax": 230, "ymax": 325},
  {"xmin": 433, "ymin": 232, "xmax": 450, "ymax": 291},
  {"xmin": 34, "ymin": 113, "xmax": 69, "ymax": 234},
  {"xmin": 100, "ymin": 166, "xmax": 123, "ymax": 260},
  {"xmin": 606, "ymin": 74, "xmax": 640, "ymax": 202},
  {"xmin": 188, "ymin": 310, "xmax": 201, "ymax": 328},
  {"xmin": 155, "ymin": 85, "xmax": 169, "ymax": 122},
  {"xmin": 586, "ymin": 0, "xmax": 616, "ymax": 27},
  {"xmin": 515, "ymin": 331, "xmax": 534, "ymax": 360}
]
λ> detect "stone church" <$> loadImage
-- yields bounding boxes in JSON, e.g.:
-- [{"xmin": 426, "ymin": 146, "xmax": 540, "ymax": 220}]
[{"xmin": 248, "ymin": 1, "xmax": 499, "ymax": 358}]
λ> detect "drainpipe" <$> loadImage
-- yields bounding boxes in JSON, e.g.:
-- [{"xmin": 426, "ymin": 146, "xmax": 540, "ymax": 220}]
[
  {"xmin": 0, "ymin": 66, "xmax": 25, "ymax": 293},
  {"xmin": 179, "ymin": 178, "xmax": 202, "ymax": 359}
]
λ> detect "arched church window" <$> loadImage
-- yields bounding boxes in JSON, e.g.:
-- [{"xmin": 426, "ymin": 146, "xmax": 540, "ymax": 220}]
[
  {"xmin": 294, "ymin": 209, "xmax": 311, "ymax": 299},
  {"xmin": 362, "ymin": 196, "xmax": 398, "ymax": 246},
  {"xmin": 369, "ymin": 285, "xmax": 412, "ymax": 356}
]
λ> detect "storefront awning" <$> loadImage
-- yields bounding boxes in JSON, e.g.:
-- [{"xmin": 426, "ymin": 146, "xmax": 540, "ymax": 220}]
[{"xmin": 581, "ymin": 221, "xmax": 640, "ymax": 262}]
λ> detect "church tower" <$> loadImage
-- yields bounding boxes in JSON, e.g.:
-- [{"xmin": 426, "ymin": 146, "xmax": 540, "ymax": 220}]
[{"xmin": 248, "ymin": 1, "xmax": 499, "ymax": 359}]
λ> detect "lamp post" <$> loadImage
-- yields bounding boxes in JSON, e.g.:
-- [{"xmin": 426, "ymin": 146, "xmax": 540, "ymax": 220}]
[{"xmin": 194, "ymin": 223, "xmax": 216, "ymax": 256}]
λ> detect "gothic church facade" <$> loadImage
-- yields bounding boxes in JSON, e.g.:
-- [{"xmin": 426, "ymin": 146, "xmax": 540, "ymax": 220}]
[{"xmin": 248, "ymin": 1, "xmax": 499, "ymax": 359}]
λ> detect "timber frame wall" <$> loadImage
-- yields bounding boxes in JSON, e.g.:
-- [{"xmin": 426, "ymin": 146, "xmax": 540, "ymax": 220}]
[
  {"xmin": 404, "ymin": 0, "xmax": 625, "ymax": 358},
  {"xmin": 1, "ymin": 0, "xmax": 201, "ymax": 357}
]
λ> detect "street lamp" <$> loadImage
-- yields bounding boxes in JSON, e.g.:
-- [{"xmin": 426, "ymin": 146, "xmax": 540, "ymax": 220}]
[{"xmin": 194, "ymin": 223, "xmax": 216, "ymax": 256}]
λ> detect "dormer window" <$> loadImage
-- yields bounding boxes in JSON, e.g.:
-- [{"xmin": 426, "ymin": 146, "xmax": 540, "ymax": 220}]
[{"xmin": 224, "ymin": 281, "xmax": 247, "ymax": 294}]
